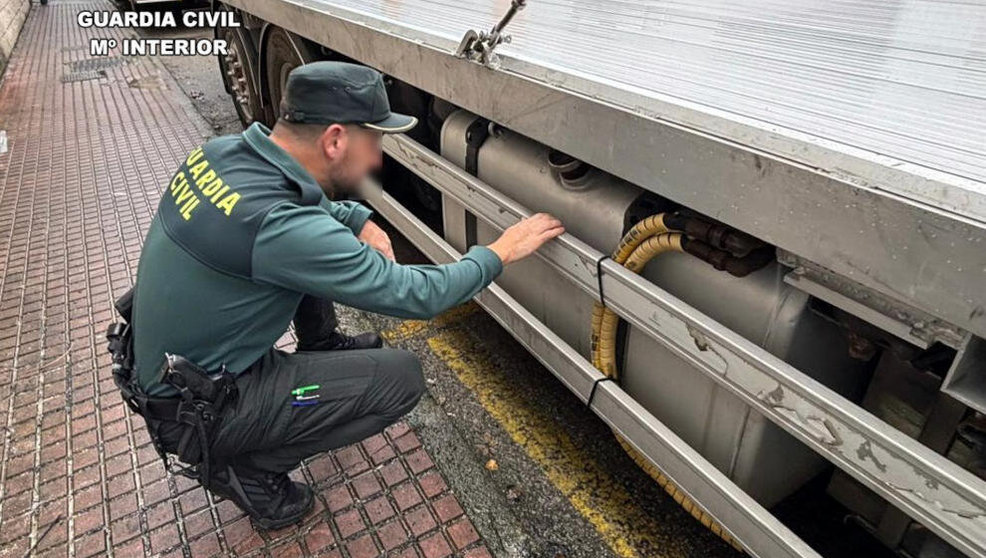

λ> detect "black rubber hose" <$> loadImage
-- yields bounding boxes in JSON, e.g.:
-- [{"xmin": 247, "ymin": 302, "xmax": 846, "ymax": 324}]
[
  {"xmin": 681, "ymin": 239, "xmax": 775, "ymax": 277},
  {"xmin": 670, "ymin": 213, "xmax": 766, "ymax": 257}
]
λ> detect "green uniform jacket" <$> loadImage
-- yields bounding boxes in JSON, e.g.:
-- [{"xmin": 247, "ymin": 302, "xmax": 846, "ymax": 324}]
[{"xmin": 133, "ymin": 123, "xmax": 502, "ymax": 395}]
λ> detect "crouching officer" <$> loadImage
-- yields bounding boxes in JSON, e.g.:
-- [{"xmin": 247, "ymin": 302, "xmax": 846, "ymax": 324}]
[{"xmin": 106, "ymin": 61, "xmax": 564, "ymax": 529}]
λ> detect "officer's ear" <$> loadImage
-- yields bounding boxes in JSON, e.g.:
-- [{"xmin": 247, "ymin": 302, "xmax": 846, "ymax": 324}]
[{"xmin": 319, "ymin": 124, "xmax": 349, "ymax": 162}]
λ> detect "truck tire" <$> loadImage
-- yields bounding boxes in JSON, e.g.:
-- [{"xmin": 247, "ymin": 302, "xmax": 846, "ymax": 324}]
[
  {"xmin": 264, "ymin": 27, "xmax": 317, "ymax": 122},
  {"xmin": 217, "ymin": 11, "xmax": 264, "ymax": 127}
]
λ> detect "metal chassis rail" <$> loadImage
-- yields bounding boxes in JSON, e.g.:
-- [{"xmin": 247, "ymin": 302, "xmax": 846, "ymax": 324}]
[
  {"xmin": 379, "ymin": 134, "xmax": 986, "ymax": 558},
  {"xmin": 366, "ymin": 189, "xmax": 818, "ymax": 558},
  {"xmin": 225, "ymin": 0, "xmax": 986, "ymax": 341}
]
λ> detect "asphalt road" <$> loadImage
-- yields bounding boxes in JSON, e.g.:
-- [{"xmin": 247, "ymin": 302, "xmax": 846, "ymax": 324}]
[{"xmin": 144, "ymin": 22, "xmax": 892, "ymax": 558}]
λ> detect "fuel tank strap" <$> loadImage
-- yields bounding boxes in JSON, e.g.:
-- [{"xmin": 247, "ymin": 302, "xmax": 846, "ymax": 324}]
[
  {"xmin": 462, "ymin": 118, "xmax": 489, "ymax": 249},
  {"xmin": 463, "ymin": 118, "xmax": 489, "ymax": 176}
]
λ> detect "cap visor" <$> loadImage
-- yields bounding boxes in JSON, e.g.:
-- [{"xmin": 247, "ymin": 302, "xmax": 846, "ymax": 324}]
[{"xmin": 362, "ymin": 112, "xmax": 418, "ymax": 133}]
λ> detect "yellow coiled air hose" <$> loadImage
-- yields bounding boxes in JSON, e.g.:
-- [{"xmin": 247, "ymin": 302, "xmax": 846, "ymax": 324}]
[{"xmin": 590, "ymin": 213, "xmax": 745, "ymax": 553}]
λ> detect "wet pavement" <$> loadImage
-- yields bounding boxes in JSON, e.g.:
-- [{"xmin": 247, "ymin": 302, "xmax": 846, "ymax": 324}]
[{"xmin": 0, "ymin": 3, "xmax": 497, "ymax": 556}]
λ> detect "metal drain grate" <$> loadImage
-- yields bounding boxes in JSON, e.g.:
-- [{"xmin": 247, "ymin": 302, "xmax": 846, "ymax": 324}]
[
  {"xmin": 66, "ymin": 56, "xmax": 126, "ymax": 72},
  {"xmin": 61, "ymin": 69, "xmax": 106, "ymax": 83}
]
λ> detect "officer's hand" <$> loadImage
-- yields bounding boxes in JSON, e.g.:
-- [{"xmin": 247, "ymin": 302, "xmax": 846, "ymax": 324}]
[
  {"xmin": 359, "ymin": 220, "xmax": 395, "ymax": 261},
  {"xmin": 487, "ymin": 213, "xmax": 565, "ymax": 265}
]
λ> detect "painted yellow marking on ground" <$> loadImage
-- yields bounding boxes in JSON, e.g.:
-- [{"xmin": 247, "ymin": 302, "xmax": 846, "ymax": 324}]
[
  {"xmin": 427, "ymin": 329, "xmax": 690, "ymax": 558},
  {"xmin": 381, "ymin": 303, "xmax": 479, "ymax": 343}
]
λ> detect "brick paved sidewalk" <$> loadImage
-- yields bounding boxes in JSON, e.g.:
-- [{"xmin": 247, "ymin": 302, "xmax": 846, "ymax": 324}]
[{"xmin": 0, "ymin": 2, "xmax": 492, "ymax": 556}]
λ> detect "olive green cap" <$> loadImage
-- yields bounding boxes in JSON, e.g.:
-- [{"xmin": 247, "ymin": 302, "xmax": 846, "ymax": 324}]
[{"xmin": 281, "ymin": 61, "xmax": 417, "ymax": 133}]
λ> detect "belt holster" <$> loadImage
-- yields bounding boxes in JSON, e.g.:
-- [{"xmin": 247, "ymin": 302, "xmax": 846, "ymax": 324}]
[{"xmin": 163, "ymin": 354, "xmax": 237, "ymax": 486}]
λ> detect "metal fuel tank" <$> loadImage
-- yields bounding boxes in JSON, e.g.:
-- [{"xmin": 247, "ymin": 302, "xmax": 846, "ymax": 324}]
[{"xmin": 440, "ymin": 110, "xmax": 868, "ymax": 506}]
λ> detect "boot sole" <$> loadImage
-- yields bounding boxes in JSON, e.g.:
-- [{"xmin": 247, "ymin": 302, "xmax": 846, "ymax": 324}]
[{"xmin": 249, "ymin": 490, "xmax": 315, "ymax": 530}]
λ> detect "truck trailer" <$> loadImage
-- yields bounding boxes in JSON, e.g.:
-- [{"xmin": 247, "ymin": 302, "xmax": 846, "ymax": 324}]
[{"xmin": 209, "ymin": 1, "xmax": 986, "ymax": 556}]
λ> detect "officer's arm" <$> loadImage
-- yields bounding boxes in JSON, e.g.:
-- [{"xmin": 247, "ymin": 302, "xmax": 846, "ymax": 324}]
[
  {"xmin": 252, "ymin": 204, "xmax": 502, "ymax": 319},
  {"xmin": 320, "ymin": 199, "xmax": 373, "ymax": 234}
]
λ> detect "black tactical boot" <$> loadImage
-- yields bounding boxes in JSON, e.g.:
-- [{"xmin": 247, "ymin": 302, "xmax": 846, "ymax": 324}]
[
  {"xmin": 300, "ymin": 331, "xmax": 383, "ymax": 351},
  {"xmin": 206, "ymin": 465, "xmax": 314, "ymax": 530}
]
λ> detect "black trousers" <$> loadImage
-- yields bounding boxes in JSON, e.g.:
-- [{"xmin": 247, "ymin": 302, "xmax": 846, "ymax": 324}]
[{"xmin": 155, "ymin": 296, "xmax": 425, "ymax": 475}]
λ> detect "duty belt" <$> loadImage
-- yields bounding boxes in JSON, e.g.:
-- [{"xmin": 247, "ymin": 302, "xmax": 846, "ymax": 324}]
[{"xmin": 104, "ymin": 287, "xmax": 237, "ymax": 488}]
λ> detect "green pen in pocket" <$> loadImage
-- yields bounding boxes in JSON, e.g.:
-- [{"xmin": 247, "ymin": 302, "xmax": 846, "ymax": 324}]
[{"xmin": 291, "ymin": 384, "xmax": 320, "ymax": 396}]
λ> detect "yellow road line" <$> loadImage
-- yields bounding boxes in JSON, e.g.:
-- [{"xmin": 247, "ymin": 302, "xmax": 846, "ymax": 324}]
[
  {"xmin": 426, "ymin": 328, "xmax": 690, "ymax": 558},
  {"xmin": 381, "ymin": 304, "xmax": 479, "ymax": 344}
]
